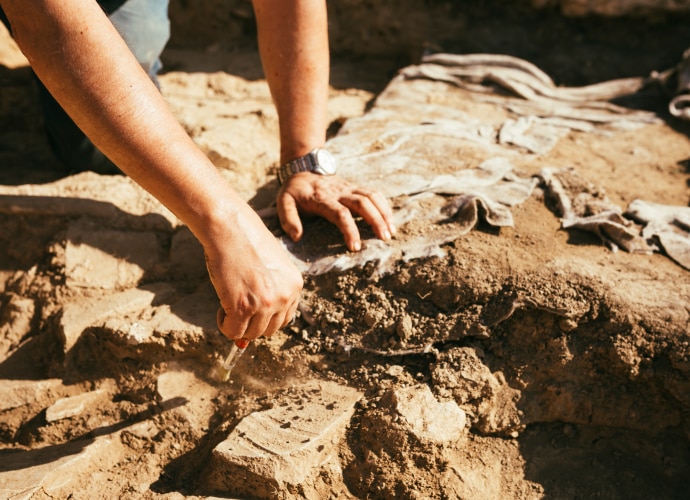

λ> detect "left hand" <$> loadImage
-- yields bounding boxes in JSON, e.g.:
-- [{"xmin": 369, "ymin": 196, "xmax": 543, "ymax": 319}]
[{"xmin": 277, "ymin": 172, "xmax": 395, "ymax": 252}]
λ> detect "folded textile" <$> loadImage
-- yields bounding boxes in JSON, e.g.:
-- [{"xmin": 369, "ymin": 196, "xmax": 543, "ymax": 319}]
[
  {"xmin": 537, "ymin": 167, "xmax": 652, "ymax": 254},
  {"xmin": 651, "ymin": 47, "xmax": 690, "ymax": 120},
  {"xmin": 626, "ymin": 199, "xmax": 690, "ymax": 270},
  {"xmin": 667, "ymin": 48, "xmax": 690, "ymax": 120},
  {"xmin": 401, "ymin": 53, "xmax": 659, "ymax": 127}
]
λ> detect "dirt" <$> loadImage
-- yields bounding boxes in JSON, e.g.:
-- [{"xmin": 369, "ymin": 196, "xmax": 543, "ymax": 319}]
[{"xmin": 2, "ymin": 2, "xmax": 690, "ymax": 499}]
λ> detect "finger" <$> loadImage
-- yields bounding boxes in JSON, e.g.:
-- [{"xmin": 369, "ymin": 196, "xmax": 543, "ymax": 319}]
[
  {"xmin": 314, "ymin": 199, "xmax": 362, "ymax": 252},
  {"xmin": 281, "ymin": 299, "xmax": 299, "ymax": 329},
  {"xmin": 277, "ymin": 190, "xmax": 303, "ymax": 242},
  {"xmin": 365, "ymin": 190, "xmax": 396, "ymax": 235},
  {"xmin": 341, "ymin": 193, "xmax": 393, "ymax": 241},
  {"xmin": 217, "ymin": 306, "xmax": 250, "ymax": 341},
  {"xmin": 350, "ymin": 188, "xmax": 395, "ymax": 236},
  {"xmin": 244, "ymin": 309, "xmax": 283, "ymax": 340}
]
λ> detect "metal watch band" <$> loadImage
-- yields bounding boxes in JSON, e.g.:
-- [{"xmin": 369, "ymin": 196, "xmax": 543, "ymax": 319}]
[
  {"xmin": 278, "ymin": 153, "xmax": 316, "ymax": 185},
  {"xmin": 277, "ymin": 148, "xmax": 336, "ymax": 185}
]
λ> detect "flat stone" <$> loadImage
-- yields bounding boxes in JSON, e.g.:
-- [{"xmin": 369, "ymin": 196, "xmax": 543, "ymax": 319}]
[
  {"xmin": 388, "ymin": 384, "xmax": 466, "ymax": 444},
  {"xmin": 145, "ymin": 285, "xmax": 218, "ymax": 334},
  {"xmin": 45, "ymin": 389, "xmax": 108, "ymax": 423},
  {"xmin": 64, "ymin": 223, "xmax": 161, "ymax": 289},
  {"xmin": 58, "ymin": 283, "xmax": 172, "ymax": 352},
  {"xmin": 205, "ymin": 380, "xmax": 362, "ymax": 497},
  {"xmin": 0, "ymin": 171, "xmax": 178, "ymax": 230},
  {"xmin": 0, "ymin": 436, "xmax": 125, "ymax": 500},
  {"xmin": 0, "ymin": 379, "xmax": 64, "ymax": 412}
]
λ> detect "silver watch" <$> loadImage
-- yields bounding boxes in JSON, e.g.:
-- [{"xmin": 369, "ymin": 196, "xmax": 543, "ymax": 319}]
[{"xmin": 277, "ymin": 148, "xmax": 337, "ymax": 185}]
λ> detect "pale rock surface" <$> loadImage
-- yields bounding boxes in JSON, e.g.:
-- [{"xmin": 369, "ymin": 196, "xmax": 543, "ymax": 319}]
[
  {"xmin": 432, "ymin": 347, "xmax": 523, "ymax": 436},
  {"xmin": 0, "ymin": 436, "xmax": 125, "ymax": 500},
  {"xmin": 64, "ymin": 223, "xmax": 161, "ymax": 290},
  {"xmin": 205, "ymin": 380, "xmax": 363, "ymax": 497},
  {"xmin": 58, "ymin": 283, "xmax": 174, "ymax": 352},
  {"xmin": 0, "ymin": 172, "xmax": 178, "ymax": 230},
  {"xmin": 169, "ymin": 227, "xmax": 207, "ymax": 280},
  {"xmin": 45, "ymin": 389, "xmax": 109, "ymax": 423},
  {"xmin": 0, "ymin": 379, "xmax": 64, "ymax": 412},
  {"xmin": 387, "ymin": 384, "xmax": 467, "ymax": 445},
  {"xmin": 156, "ymin": 363, "xmax": 218, "ymax": 427}
]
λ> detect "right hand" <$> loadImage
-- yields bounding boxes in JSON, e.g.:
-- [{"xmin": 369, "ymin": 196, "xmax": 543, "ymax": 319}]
[{"xmin": 203, "ymin": 205, "xmax": 303, "ymax": 342}]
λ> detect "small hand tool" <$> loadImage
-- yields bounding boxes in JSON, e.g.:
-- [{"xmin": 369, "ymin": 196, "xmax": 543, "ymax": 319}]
[{"xmin": 217, "ymin": 337, "xmax": 251, "ymax": 382}]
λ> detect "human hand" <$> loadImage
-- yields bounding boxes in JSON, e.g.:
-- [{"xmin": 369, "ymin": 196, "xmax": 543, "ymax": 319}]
[
  {"xmin": 277, "ymin": 172, "xmax": 396, "ymax": 252},
  {"xmin": 203, "ymin": 205, "xmax": 303, "ymax": 342}
]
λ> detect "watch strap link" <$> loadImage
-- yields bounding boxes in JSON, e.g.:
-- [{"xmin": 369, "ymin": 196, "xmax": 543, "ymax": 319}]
[
  {"xmin": 278, "ymin": 154, "xmax": 314, "ymax": 185},
  {"xmin": 277, "ymin": 148, "xmax": 336, "ymax": 185}
]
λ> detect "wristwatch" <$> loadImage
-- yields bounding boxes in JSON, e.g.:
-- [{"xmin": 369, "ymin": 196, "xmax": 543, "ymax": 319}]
[{"xmin": 277, "ymin": 148, "xmax": 337, "ymax": 185}]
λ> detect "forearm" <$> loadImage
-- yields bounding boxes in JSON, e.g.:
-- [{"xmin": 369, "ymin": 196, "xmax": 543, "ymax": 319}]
[
  {"xmin": 2, "ymin": 0, "xmax": 244, "ymax": 246},
  {"xmin": 252, "ymin": 0, "xmax": 330, "ymax": 163}
]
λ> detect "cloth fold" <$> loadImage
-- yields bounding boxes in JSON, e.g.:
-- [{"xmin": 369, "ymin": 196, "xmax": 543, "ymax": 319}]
[
  {"xmin": 280, "ymin": 158, "xmax": 537, "ymax": 276},
  {"xmin": 652, "ymin": 47, "xmax": 690, "ymax": 120},
  {"xmin": 537, "ymin": 167, "xmax": 652, "ymax": 254},
  {"xmin": 401, "ymin": 53, "xmax": 659, "ymax": 127},
  {"xmin": 538, "ymin": 167, "xmax": 690, "ymax": 271},
  {"xmin": 626, "ymin": 199, "xmax": 690, "ymax": 270}
]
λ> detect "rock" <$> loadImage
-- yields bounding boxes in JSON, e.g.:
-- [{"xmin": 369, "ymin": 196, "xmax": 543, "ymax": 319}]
[
  {"xmin": 64, "ymin": 222, "xmax": 161, "ymax": 290},
  {"xmin": 204, "ymin": 380, "xmax": 362, "ymax": 498},
  {"xmin": 58, "ymin": 283, "xmax": 172, "ymax": 352},
  {"xmin": 386, "ymin": 365, "xmax": 405, "ymax": 378},
  {"xmin": 385, "ymin": 384, "xmax": 466, "ymax": 445},
  {"xmin": 432, "ymin": 348, "xmax": 523, "ymax": 436},
  {"xmin": 396, "ymin": 314, "xmax": 414, "ymax": 340},
  {"xmin": 0, "ymin": 172, "xmax": 177, "ymax": 229},
  {"xmin": 45, "ymin": 389, "xmax": 108, "ymax": 423},
  {"xmin": 0, "ymin": 379, "xmax": 64, "ymax": 412},
  {"xmin": 144, "ymin": 283, "xmax": 218, "ymax": 334},
  {"xmin": 156, "ymin": 363, "xmax": 218, "ymax": 426},
  {"xmin": 0, "ymin": 436, "xmax": 125, "ymax": 499}
]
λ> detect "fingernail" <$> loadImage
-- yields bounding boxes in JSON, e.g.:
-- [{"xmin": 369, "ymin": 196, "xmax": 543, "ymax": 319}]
[
  {"xmin": 389, "ymin": 224, "xmax": 397, "ymax": 235},
  {"xmin": 383, "ymin": 230, "xmax": 391, "ymax": 240},
  {"xmin": 353, "ymin": 241, "xmax": 361, "ymax": 252}
]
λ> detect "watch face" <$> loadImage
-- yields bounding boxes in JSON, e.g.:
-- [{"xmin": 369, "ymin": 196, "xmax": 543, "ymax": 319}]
[{"xmin": 314, "ymin": 148, "xmax": 337, "ymax": 175}]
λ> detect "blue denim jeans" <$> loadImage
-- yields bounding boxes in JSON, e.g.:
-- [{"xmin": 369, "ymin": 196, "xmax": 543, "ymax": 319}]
[
  {"xmin": 106, "ymin": 0, "xmax": 170, "ymax": 85},
  {"xmin": 2, "ymin": 0, "xmax": 171, "ymax": 173}
]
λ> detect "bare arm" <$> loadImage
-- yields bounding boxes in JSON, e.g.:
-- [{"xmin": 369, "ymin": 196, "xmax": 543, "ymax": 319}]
[
  {"xmin": 2, "ymin": 0, "xmax": 302, "ymax": 341},
  {"xmin": 253, "ymin": 0, "xmax": 329, "ymax": 163},
  {"xmin": 253, "ymin": 0, "xmax": 395, "ymax": 251}
]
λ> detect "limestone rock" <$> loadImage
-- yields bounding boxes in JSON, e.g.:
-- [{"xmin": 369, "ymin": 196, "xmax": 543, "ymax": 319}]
[
  {"xmin": 45, "ymin": 389, "xmax": 108, "ymax": 423},
  {"xmin": 64, "ymin": 223, "xmax": 161, "ymax": 290},
  {"xmin": 58, "ymin": 283, "xmax": 172, "ymax": 352},
  {"xmin": 205, "ymin": 380, "xmax": 362, "ymax": 498},
  {"xmin": 0, "ymin": 436, "xmax": 125, "ymax": 499},
  {"xmin": 0, "ymin": 379, "xmax": 64, "ymax": 412}
]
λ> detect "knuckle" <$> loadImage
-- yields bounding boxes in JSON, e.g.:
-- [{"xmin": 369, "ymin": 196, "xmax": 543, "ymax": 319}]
[
  {"xmin": 333, "ymin": 205, "xmax": 352, "ymax": 222},
  {"xmin": 236, "ymin": 296, "xmax": 259, "ymax": 317},
  {"xmin": 349, "ymin": 197, "xmax": 369, "ymax": 211}
]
